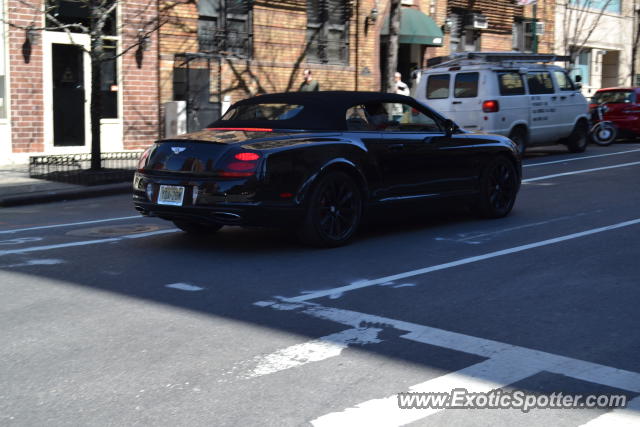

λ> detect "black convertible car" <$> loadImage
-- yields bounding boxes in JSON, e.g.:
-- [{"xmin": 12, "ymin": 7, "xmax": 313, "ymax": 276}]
[{"xmin": 133, "ymin": 91, "xmax": 521, "ymax": 247}]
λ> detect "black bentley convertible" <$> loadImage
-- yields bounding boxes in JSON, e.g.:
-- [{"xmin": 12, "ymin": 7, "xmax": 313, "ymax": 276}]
[{"xmin": 133, "ymin": 91, "xmax": 521, "ymax": 247}]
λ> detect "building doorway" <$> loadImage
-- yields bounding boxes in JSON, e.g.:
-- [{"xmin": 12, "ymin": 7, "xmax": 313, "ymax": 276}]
[
  {"xmin": 52, "ymin": 44, "xmax": 85, "ymax": 146},
  {"xmin": 601, "ymin": 50, "xmax": 620, "ymax": 88}
]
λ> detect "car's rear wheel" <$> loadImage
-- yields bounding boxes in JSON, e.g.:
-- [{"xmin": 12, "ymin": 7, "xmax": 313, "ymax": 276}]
[
  {"xmin": 476, "ymin": 157, "xmax": 518, "ymax": 218},
  {"xmin": 508, "ymin": 127, "xmax": 527, "ymax": 155},
  {"xmin": 173, "ymin": 220, "xmax": 223, "ymax": 234},
  {"xmin": 298, "ymin": 172, "xmax": 362, "ymax": 247},
  {"xmin": 567, "ymin": 121, "xmax": 589, "ymax": 152}
]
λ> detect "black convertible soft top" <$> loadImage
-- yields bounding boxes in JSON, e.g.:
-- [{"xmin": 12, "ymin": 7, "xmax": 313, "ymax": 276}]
[{"xmin": 210, "ymin": 91, "xmax": 421, "ymax": 131}]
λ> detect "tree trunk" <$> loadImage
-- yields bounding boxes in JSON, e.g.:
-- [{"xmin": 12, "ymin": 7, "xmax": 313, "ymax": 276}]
[
  {"xmin": 89, "ymin": 16, "xmax": 104, "ymax": 170},
  {"xmin": 385, "ymin": 0, "xmax": 401, "ymax": 93}
]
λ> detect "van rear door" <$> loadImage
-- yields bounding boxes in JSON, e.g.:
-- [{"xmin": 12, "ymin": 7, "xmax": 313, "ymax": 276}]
[{"xmin": 422, "ymin": 72, "xmax": 453, "ymax": 119}]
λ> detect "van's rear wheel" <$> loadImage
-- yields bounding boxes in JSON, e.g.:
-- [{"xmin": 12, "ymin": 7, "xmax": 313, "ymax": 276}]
[
  {"xmin": 508, "ymin": 128, "xmax": 527, "ymax": 155},
  {"xmin": 567, "ymin": 121, "xmax": 589, "ymax": 153}
]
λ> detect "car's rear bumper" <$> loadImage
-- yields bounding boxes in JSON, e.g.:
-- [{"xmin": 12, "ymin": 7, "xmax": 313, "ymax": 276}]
[{"xmin": 132, "ymin": 172, "xmax": 304, "ymax": 227}]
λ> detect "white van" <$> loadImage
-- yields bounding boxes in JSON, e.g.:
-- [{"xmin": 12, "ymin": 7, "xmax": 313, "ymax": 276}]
[{"xmin": 414, "ymin": 52, "xmax": 589, "ymax": 153}]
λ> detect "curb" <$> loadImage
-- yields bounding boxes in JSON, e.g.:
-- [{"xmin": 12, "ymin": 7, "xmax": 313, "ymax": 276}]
[{"xmin": 0, "ymin": 182, "xmax": 132, "ymax": 207}]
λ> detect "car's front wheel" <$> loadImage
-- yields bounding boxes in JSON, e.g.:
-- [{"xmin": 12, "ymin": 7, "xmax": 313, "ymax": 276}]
[
  {"xmin": 298, "ymin": 171, "xmax": 363, "ymax": 247},
  {"xmin": 173, "ymin": 220, "xmax": 223, "ymax": 234},
  {"xmin": 476, "ymin": 157, "xmax": 519, "ymax": 218}
]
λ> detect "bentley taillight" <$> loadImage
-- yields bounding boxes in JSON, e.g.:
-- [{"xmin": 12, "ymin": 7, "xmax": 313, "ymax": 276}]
[{"xmin": 218, "ymin": 152, "xmax": 262, "ymax": 177}]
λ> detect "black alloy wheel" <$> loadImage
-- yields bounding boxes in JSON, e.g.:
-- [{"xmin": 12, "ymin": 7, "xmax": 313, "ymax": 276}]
[
  {"xmin": 477, "ymin": 157, "xmax": 519, "ymax": 218},
  {"xmin": 173, "ymin": 220, "xmax": 223, "ymax": 234},
  {"xmin": 298, "ymin": 172, "xmax": 363, "ymax": 247}
]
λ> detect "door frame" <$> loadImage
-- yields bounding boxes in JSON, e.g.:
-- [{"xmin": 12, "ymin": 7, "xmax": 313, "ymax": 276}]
[{"xmin": 42, "ymin": 31, "xmax": 91, "ymax": 154}]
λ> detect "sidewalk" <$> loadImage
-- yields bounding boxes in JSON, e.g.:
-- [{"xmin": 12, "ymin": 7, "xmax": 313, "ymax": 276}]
[{"xmin": 0, "ymin": 164, "xmax": 131, "ymax": 207}]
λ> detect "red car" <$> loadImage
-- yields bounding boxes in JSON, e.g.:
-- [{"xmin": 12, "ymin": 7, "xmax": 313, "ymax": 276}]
[{"xmin": 590, "ymin": 87, "xmax": 640, "ymax": 139}]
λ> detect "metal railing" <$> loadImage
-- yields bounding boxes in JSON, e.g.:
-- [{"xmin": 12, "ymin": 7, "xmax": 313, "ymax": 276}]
[{"xmin": 29, "ymin": 152, "xmax": 142, "ymax": 186}]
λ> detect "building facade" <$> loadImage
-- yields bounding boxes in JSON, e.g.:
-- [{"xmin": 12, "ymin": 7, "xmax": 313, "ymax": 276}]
[
  {"xmin": 1, "ymin": 0, "xmax": 159, "ymax": 165},
  {"xmin": 555, "ymin": 0, "xmax": 636, "ymax": 96}
]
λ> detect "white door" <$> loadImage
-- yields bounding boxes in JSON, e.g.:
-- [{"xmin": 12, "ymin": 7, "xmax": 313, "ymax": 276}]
[{"xmin": 450, "ymin": 71, "xmax": 483, "ymax": 131}]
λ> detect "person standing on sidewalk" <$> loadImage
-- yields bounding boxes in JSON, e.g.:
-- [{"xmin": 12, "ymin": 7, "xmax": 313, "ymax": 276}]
[
  {"xmin": 392, "ymin": 72, "xmax": 410, "ymax": 122},
  {"xmin": 299, "ymin": 69, "xmax": 320, "ymax": 92}
]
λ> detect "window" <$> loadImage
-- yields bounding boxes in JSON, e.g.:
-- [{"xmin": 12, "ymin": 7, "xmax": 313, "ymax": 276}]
[
  {"xmin": 198, "ymin": 0, "xmax": 252, "ymax": 57},
  {"xmin": 527, "ymin": 71, "xmax": 555, "ymax": 94},
  {"xmin": 0, "ymin": 0, "xmax": 5, "ymax": 119},
  {"xmin": 357, "ymin": 102, "xmax": 440, "ymax": 132},
  {"xmin": 100, "ymin": 40, "xmax": 118, "ymax": 118},
  {"xmin": 306, "ymin": 0, "xmax": 350, "ymax": 64},
  {"xmin": 512, "ymin": 18, "xmax": 534, "ymax": 52},
  {"xmin": 449, "ymin": 10, "xmax": 481, "ymax": 53},
  {"xmin": 46, "ymin": 0, "xmax": 117, "ymax": 35},
  {"xmin": 591, "ymin": 90, "xmax": 635, "ymax": 104},
  {"xmin": 426, "ymin": 74, "xmax": 450, "ymax": 99},
  {"xmin": 553, "ymin": 70, "xmax": 575, "ymax": 91},
  {"xmin": 345, "ymin": 106, "xmax": 371, "ymax": 131},
  {"xmin": 497, "ymin": 72, "xmax": 525, "ymax": 96},
  {"xmin": 222, "ymin": 103, "xmax": 304, "ymax": 121},
  {"xmin": 570, "ymin": 50, "xmax": 590, "ymax": 86},
  {"xmin": 454, "ymin": 73, "xmax": 478, "ymax": 98},
  {"xmin": 570, "ymin": 0, "xmax": 620, "ymax": 14}
]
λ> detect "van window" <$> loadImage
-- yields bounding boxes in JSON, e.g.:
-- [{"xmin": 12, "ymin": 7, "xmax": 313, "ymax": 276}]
[
  {"xmin": 454, "ymin": 72, "xmax": 479, "ymax": 98},
  {"xmin": 497, "ymin": 72, "xmax": 525, "ymax": 96},
  {"xmin": 554, "ymin": 71, "xmax": 575, "ymax": 91},
  {"xmin": 527, "ymin": 71, "xmax": 555, "ymax": 94},
  {"xmin": 427, "ymin": 74, "xmax": 450, "ymax": 99}
]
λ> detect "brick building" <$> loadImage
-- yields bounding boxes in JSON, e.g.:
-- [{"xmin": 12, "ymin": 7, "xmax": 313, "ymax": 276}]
[{"xmin": 0, "ymin": 0, "xmax": 159, "ymax": 165}]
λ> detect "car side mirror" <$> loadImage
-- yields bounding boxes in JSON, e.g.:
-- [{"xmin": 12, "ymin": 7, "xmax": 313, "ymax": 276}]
[{"xmin": 443, "ymin": 119, "xmax": 456, "ymax": 136}]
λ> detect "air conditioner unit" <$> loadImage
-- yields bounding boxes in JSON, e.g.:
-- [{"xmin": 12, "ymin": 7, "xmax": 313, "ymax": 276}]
[
  {"xmin": 164, "ymin": 101, "xmax": 187, "ymax": 138},
  {"xmin": 464, "ymin": 13, "xmax": 488, "ymax": 30}
]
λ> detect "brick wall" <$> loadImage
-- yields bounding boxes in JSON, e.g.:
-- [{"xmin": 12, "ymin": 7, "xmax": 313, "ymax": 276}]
[
  {"xmin": 8, "ymin": 0, "xmax": 44, "ymax": 153},
  {"xmin": 119, "ymin": 0, "xmax": 160, "ymax": 150}
]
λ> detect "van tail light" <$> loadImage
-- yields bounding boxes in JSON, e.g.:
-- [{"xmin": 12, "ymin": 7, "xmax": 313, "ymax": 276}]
[
  {"xmin": 482, "ymin": 100, "xmax": 500, "ymax": 113},
  {"xmin": 217, "ymin": 151, "xmax": 262, "ymax": 177},
  {"xmin": 137, "ymin": 146, "xmax": 153, "ymax": 170}
]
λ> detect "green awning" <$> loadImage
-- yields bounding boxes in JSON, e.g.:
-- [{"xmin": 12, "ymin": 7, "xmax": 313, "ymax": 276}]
[{"xmin": 381, "ymin": 8, "xmax": 444, "ymax": 46}]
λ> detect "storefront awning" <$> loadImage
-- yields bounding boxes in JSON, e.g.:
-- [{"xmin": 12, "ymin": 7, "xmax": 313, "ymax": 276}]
[{"xmin": 381, "ymin": 8, "xmax": 444, "ymax": 46}]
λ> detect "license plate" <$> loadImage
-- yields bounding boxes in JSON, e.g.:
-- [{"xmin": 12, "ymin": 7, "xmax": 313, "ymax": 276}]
[{"xmin": 157, "ymin": 185, "xmax": 185, "ymax": 206}]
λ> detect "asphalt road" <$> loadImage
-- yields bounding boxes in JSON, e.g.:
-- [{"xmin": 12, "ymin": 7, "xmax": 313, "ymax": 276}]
[{"xmin": 1, "ymin": 143, "xmax": 639, "ymax": 426}]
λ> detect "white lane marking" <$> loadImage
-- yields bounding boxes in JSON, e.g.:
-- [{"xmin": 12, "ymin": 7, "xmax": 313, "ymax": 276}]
[
  {"xmin": 2, "ymin": 259, "xmax": 64, "ymax": 268},
  {"xmin": 241, "ymin": 327, "xmax": 382, "ymax": 379},
  {"xmin": 0, "ymin": 237, "xmax": 43, "ymax": 245},
  {"xmin": 523, "ymin": 161, "xmax": 640, "ymax": 183},
  {"xmin": 0, "ymin": 229, "xmax": 178, "ymax": 257},
  {"xmin": 281, "ymin": 218, "xmax": 640, "ymax": 303},
  {"xmin": 580, "ymin": 396, "xmax": 640, "ymax": 426},
  {"xmin": 523, "ymin": 147, "xmax": 640, "ymax": 168},
  {"xmin": 312, "ymin": 355, "xmax": 543, "ymax": 427},
  {"xmin": 257, "ymin": 302, "xmax": 640, "ymax": 426},
  {"xmin": 0, "ymin": 215, "xmax": 141, "ymax": 235},
  {"xmin": 165, "ymin": 283, "xmax": 204, "ymax": 292}
]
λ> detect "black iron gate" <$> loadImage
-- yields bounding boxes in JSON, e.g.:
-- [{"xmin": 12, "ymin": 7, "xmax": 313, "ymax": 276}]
[{"xmin": 173, "ymin": 53, "xmax": 222, "ymax": 132}]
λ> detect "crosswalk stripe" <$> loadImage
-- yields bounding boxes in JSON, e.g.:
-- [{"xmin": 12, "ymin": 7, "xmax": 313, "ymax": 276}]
[
  {"xmin": 579, "ymin": 396, "xmax": 640, "ymax": 426},
  {"xmin": 311, "ymin": 354, "xmax": 543, "ymax": 427}
]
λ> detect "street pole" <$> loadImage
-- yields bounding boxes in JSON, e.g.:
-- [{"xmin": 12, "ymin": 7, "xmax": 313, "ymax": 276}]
[{"xmin": 532, "ymin": 2, "xmax": 538, "ymax": 53}]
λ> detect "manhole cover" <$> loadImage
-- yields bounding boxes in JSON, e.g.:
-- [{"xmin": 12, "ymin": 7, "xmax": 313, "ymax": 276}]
[{"xmin": 67, "ymin": 224, "xmax": 161, "ymax": 237}]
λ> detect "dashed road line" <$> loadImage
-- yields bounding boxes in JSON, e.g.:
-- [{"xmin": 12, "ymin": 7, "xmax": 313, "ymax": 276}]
[{"xmin": 165, "ymin": 283, "xmax": 205, "ymax": 292}]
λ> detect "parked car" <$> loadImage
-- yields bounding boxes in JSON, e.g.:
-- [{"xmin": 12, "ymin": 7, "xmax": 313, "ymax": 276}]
[
  {"xmin": 133, "ymin": 91, "xmax": 522, "ymax": 247},
  {"xmin": 413, "ymin": 52, "xmax": 590, "ymax": 154},
  {"xmin": 589, "ymin": 87, "xmax": 640, "ymax": 139}
]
